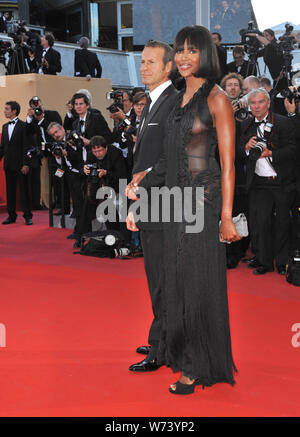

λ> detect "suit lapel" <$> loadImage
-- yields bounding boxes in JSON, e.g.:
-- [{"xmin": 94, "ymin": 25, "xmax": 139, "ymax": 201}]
[{"xmin": 134, "ymin": 88, "xmax": 170, "ymax": 154}]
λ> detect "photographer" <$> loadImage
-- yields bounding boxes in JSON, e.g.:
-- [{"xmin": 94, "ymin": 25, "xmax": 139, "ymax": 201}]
[
  {"xmin": 108, "ymin": 89, "xmax": 135, "ymax": 144},
  {"xmin": 118, "ymin": 91, "xmax": 147, "ymax": 179},
  {"xmin": 227, "ymin": 46, "xmax": 257, "ymax": 78},
  {"xmin": 26, "ymin": 96, "xmax": 62, "ymax": 210},
  {"xmin": 240, "ymin": 88, "xmax": 296, "ymax": 275},
  {"xmin": 284, "ymin": 90, "xmax": 300, "ymax": 246},
  {"xmin": 71, "ymin": 92, "xmax": 113, "ymax": 147},
  {"xmin": 220, "ymin": 72, "xmax": 249, "ymax": 122},
  {"xmin": 47, "ymin": 122, "xmax": 84, "ymax": 239},
  {"xmin": 37, "ymin": 33, "xmax": 61, "ymax": 75},
  {"xmin": 74, "ymin": 136, "xmax": 127, "ymax": 248}
]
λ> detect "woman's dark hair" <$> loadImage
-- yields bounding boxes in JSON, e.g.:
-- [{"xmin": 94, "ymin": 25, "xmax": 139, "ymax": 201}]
[
  {"xmin": 6, "ymin": 101, "xmax": 20, "ymax": 116},
  {"xmin": 90, "ymin": 136, "xmax": 107, "ymax": 148},
  {"xmin": 174, "ymin": 25, "xmax": 220, "ymax": 80}
]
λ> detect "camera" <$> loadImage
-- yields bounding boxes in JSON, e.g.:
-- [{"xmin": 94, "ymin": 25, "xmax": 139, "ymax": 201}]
[
  {"xmin": 51, "ymin": 141, "xmax": 67, "ymax": 158},
  {"xmin": 281, "ymin": 86, "xmax": 300, "ymax": 104},
  {"xmin": 118, "ymin": 117, "xmax": 137, "ymax": 140},
  {"xmin": 239, "ymin": 21, "xmax": 263, "ymax": 55},
  {"xmin": 27, "ymin": 145, "xmax": 42, "ymax": 159},
  {"xmin": 233, "ymin": 99, "xmax": 250, "ymax": 121},
  {"xmin": 249, "ymin": 122, "xmax": 273, "ymax": 161},
  {"xmin": 67, "ymin": 130, "xmax": 84, "ymax": 149},
  {"xmin": 33, "ymin": 107, "xmax": 43, "ymax": 117},
  {"xmin": 106, "ymin": 90, "xmax": 124, "ymax": 113},
  {"xmin": 279, "ymin": 23, "xmax": 296, "ymax": 52},
  {"xmin": 87, "ymin": 163, "xmax": 100, "ymax": 183}
]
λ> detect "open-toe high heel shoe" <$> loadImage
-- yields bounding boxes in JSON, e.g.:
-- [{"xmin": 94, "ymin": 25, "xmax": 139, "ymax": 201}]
[{"xmin": 169, "ymin": 379, "xmax": 201, "ymax": 395}]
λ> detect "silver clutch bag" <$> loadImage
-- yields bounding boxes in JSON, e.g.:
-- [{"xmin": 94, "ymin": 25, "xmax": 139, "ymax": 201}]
[{"xmin": 219, "ymin": 213, "xmax": 249, "ymax": 244}]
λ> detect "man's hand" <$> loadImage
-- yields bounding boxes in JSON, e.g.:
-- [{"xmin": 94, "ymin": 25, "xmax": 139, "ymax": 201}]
[
  {"xmin": 21, "ymin": 165, "xmax": 29, "ymax": 175},
  {"xmin": 80, "ymin": 136, "xmax": 91, "ymax": 146},
  {"xmin": 98, "ymin": 169, "xmax": 107, "ymax": 178},
  {"xmin": 83, "ymin": 165, "xmax": 90, "ymax": 175},
  {"xmin": 27, "ymin": 107, "xmax": 34, "ymax": 118},
  {"xmin": 284, "ymin": 97, "xmax": 296, "ymax": 114},
  {"xmin": 245, "ymin": 136, "xmax": 257, "ymax": 152},
  {"xmin": 126, "ymin": 211, "xmax": 139, "ymax": 232},
  {"xmin": 126, "ymin": 170, "xmax": 148, "ymax": 199},
  {"xmin": 259, "ymin": 147, "xmax": 272, "ymax": 158}
]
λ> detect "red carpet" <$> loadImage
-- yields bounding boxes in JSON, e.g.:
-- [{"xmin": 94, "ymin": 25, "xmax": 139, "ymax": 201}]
[{"xmin": 0, "ymin": 211, "xmax": 300, "ymax": 417}]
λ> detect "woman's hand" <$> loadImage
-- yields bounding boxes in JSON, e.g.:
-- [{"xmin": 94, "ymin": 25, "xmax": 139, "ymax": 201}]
[{"xmin": 219, "ymin": 218, "xmax": 241, "ymax": 243}]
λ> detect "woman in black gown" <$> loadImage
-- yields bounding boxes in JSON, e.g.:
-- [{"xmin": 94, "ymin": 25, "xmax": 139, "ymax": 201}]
[{"xmin": 127, "ymin": 25, "xmax": 240, "ymax": 395}]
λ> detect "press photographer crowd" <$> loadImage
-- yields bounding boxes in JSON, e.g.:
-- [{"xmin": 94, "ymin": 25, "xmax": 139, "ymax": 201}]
[{"xmin": 0, "ymin": 14, "xmax": 299, "ymax": 281}]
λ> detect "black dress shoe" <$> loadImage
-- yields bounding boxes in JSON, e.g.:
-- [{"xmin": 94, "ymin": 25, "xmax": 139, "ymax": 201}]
[
  {"xmin": 25, "ymin": 218, "xmax": 33, "ymax": 225},
  {"xmin": 277, "ymin": 265, "xmax": 287, "ymax": 275},
  {"xmin": 73, "ymin": 240, "xmax": 80, "ymax": 249},
  {"xmin": 253, "ymin": 266, "xmax": 272, "ymax": 275},
  {"xmin": 227, "ymin": 258, "xmax": 239, "ymax": 269},
  {"xmin": 2, "ymin": 217, "xmax": 16, "ymax": 225},
  {"xmin": 129, "ymin": 357, "xmax": 161, "ymax": 372},
  {"xmin": 248, "ymin": 258, "xmax": 261, "ymax": 269},
  {"xmin": 67, "ymin": 233, "xmax": 78, "ymax": 240},
  {"xmin": 242, "ymin": 256, "xmax": 256, "ymax": 264},
  {"xmin": 136, "ymin": 345, "xmax": 151, "ymax": 355}
]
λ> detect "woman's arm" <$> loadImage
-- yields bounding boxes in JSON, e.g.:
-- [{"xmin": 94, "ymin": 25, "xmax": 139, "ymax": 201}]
[{"xmin": 208, "ymin": 88, "xmax": 241, "ymax": 242}]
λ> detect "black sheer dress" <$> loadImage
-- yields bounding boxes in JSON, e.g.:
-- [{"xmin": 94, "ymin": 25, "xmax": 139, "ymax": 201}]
[{"xmin": 139, "ymin": 80, "xmax": 237, "ymax": 387}]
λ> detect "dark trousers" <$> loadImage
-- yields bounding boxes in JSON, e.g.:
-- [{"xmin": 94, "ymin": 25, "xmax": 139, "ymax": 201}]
[
  {"xmin": 28, "ymin": 166, "xmax": 41, "ymax": 209},
  {"xmin": 5, "ymin": 169, "xmax": 32, "ymax": 220},
  {"xmin": 140, "ymin": 229, "xmax": 164, "ymax": 360},
  {"xmin": 66, "ymin": 171, "xmax": 84, "ymax": 234},
  {"xmin": 249, "ymin": 175, "xmax": 294, "ymax": 270},
  {"xmin": 52, "ymin": 173, "xmax": 70, "ymax": 213}
]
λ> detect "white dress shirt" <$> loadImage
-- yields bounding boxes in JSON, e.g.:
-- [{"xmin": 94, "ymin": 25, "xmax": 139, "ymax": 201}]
[{"xmin": 8, "ymin": 117, "xmax": 18, "ymax": 140}]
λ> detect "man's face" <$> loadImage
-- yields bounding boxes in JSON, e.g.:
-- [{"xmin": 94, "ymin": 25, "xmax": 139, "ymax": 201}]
[
  {"xmin": 212, "ymin": 34, "xmax": 221, "ymax": 46},
  {"xmin": 249, "ymin": 93, "xmax": 270, "ymax": 120},
  {"xmin": 233, "ymin": 52, "xmax": 244, "ymax": 67},
  {"xmin": 263, "ymin": 31, "xmax": 273, "ymax": 42},
  {"xmin": 48, "ymin": 125, "xmax": 65, "ymax": 142},
  {"xmin": 225, "ymin": 78, "xmax": 241, "ymax": 99},
  {"xmin": 140, "ymin": 46, "xmax": 171, "ymax": 92},
  {"xmin": 73, "ymin": 97, "xmax": 89, "ymax": 117},
  {"xmin": 4, "ymin": 104, "xmax": 15, "ymax": 120},
  {"xmin": 133, "ymin": 96, "xmax": 147, "ymax": 119},
  {"xmin": 92, "ymin": 145, "xmax": 107, "ymax": 160},
  {"xmin": 41, "ymin": 37, "xmax": 49, "ymax": 49},
  {"xmin": 122, "ymin": 92, "xmax": 132, "ymax": 114}
]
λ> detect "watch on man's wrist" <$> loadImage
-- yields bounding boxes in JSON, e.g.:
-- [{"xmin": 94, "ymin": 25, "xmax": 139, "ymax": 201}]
[{"xmin": 288, "ymin": 112, "xmax": 296, "ymax": 117}]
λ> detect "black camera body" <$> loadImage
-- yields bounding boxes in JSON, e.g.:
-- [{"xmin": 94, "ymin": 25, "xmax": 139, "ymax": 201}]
[
  {"xmin": 51, "ymin": 141, "xmax": 67, "ymax": 158},
  {"xmin": 67, "ymin": 130, "xmax": 84, "ymax": 149},
  {"xmin": 33, "ymin": 106, "xmax": 44, "ymax": 117},
  {"xmin": 118, "ymin": 117, "xmax": 137, "ymax": 140},
  {"xmin": 234, "ymin": 99, "xmax": 250, "ymax": 122},
  {"xmin": 249, "ymin": 122, "xmax": 273, "ymax": 161},
  {"xmin": 87, "ymin": 163, "xmax": 100, "ymax": 183},
  {"xmin": 27, "ymin": 145, "xmax": 42, "ymax": 159},
  {"xmin": 239, "ymin": 21, "xmax": 263, "ymax": 55},
  {"xmin": 106, "ymin": 90, "xmax": 124, "ymax": 113},
  {"xmin": 281, "ymin": 86, "xmax": 300, "ymax": 104},
  {"xmin": 279, "ymin": 23, "xmax": 295, "ymax": 52}
]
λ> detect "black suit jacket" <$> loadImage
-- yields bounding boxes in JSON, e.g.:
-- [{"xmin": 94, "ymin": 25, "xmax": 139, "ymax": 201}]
[
  {"xmin": 42, "ymin": 47, "xmax": 62, "ymax": 75},
  {"xmin": 227, "ymin": 60, "xmax": 257, "ymax": 78},
  {"xmin": 72, "ymin": 110, "xmax": 113, "ymax": 144},
  {"xmin": 239, "ymin": 112, "xmax": 296, "ymax": 192},
  {"xmin": 132, "ymin": 84, "xmax": 178, "ymax": 230},
  {"xmin": 0, "ymin": 120, "xmax": 30, "ymax": 171},
  {"xmin": 74, "ymin": 49, "xmax": 102, "ymax": 78}
]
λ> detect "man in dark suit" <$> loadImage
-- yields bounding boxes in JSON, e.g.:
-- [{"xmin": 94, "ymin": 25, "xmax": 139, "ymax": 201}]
[
  {"xmin": 240, "ymin": 88, "xmax": 296, "ymax": 275},
  {"xmin": 38, "ymin": 33, "xmax": 62, "ymax": 75},
  {"xmin": 26, "ymin": 96, "xmax": 62, "ymax": 210},
  {"xmin": 227, "ymin": 46, "xmax": 257, "ymax": 78},
  {"xmin": 126, "ymin": 40, "xmax": 178, "ymax": 372},
  {"xmin": 71, "ymin": 92, "xmax": 113, "ymax": 146},
  {"xmin": 212, "ymin": 32, "xmax": 228, "ymax": 82},
  {"xmin": 74, "ymin": 37, "xmax": 102, "ymax": 80},
  {"xmin": 0, "ymin": 101, "xmax": 32, "ymax": 225}
]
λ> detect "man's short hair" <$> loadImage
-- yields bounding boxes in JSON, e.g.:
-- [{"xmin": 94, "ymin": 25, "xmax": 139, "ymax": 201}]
[
  {"xmin": 144, "ymin": 40, "xmax": 174, "ymax": 67},
  {"xmin": 6, "ymin": 101, "xmax": 20, "ymax": 116},
  {"xmin": 220, "ymin": 72, "xmax": 243, "ymax": 91},
  {"xmin": 259, "ymin": 76, "xmax": 272, "ymax": 88},
  {"xmin": 47, "ymin": 122, "xmax": 63, "ymax": 134},
  {"xmin": 45, "ymin": 32, "xmax": 55, "ymax": 47},
  {"xmin": 79, "ymin": 37, "xmax": 89, "ymax": 49},
  {"xmin": 244, "ymin": 75, "xmax": 260, "ymax": 87},
  {"xmin": 233, "ymin": 46, "xmax": 245, "ymax": 56},
  {"xmin": 212, "ymin": 32, "xmax": 222, "ymax": 42},
  {"xmin": 71, "ymin": 93, "xmax": 90, "ymax": 106},
  {"xmin": 133, "ymin": 91, "xmax": 147, "ymax": 105},
  {"xmin": 248, "ymin": 87, "xmax": 270, "ymax": 102},
  {"xmin": 90, "ymin": 136, "xmax": 108, "ymax": 148}
]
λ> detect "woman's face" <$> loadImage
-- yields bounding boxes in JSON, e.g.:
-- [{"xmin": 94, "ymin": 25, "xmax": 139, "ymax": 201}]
[
  {"xmin": 133, "ymin": 96, "xmax": 147, "ymax": 119},
  {"xmin": 174, "ymin": 40, "xmax": 200, "ymax": 79}
]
